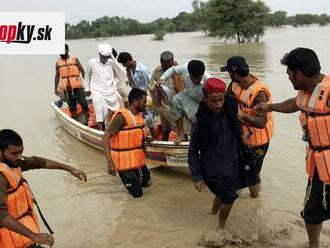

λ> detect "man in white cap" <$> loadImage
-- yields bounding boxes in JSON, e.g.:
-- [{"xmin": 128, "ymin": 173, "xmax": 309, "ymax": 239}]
[{"xmin": 85, "ymin": 44, "xmax": 129, "ymax": 130}]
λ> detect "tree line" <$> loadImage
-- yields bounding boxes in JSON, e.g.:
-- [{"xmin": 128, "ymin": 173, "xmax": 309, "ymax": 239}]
[{"xmin": 66, "ymin": 0, "xmax": 330, "ymax": 43}]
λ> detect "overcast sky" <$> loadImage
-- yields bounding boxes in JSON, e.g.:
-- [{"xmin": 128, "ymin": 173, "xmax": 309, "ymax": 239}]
[{"xmin": 1, "ymin": 0, "xmax": 330, "ymax": 24}]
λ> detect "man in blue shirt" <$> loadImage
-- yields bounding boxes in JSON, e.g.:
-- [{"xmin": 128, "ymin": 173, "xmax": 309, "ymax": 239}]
[
  {"xmin": 117, "ymin": 52, "xmax": 151, "ymax": 91},
  {"xmin": 117, "ymin": 52, "xmax": 155, "ymax": 137}
]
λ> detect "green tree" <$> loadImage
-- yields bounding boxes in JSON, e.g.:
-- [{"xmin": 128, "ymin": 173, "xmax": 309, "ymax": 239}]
[
  {"xmin": 172, "ymin": 12, "xmax": 199, "ymax": 32},
  {"xmin": 266, "ymin": 11, "xmax": 287, "ymax": 27},
  {"xmin": 192, "ymin": 0, "xmax": 208, "ymax": 34},
  {"xmin": 154, "ymin": 29, "xmax": 166, "ymax": 40},
  {"xmin": 205, "ymin": 0, "xmax": 270, "ymax": 43},
  {"xmin": 317, "ymin": 14, "xmax": 330, "ymax": 26}
]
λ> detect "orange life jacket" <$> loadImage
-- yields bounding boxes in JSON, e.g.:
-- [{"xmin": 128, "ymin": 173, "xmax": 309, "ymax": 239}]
[
  {"xmin": 57, "ymin": 56, "xmax": 83, "ymax": 91},
  {"xmin": 171, "ymin": 61, "xmax": 185, "ymax": 94},
  {"xmin": 0, "ymin": 163, "xmax": 40, "ymax": 248},
  {"xmin": 231, "ymin": 76, "xmax": 274, "ymax": 147},
  {"xmin": 296, "ymin": 75, "xmax": 330, "ymax": 183},
  {"xmin": 109, "ymin": 108, "xmax": 146, "ymax": 171},
  {"xmin": 172, "ymin": 74, "xmax": 185, "ymax": 93}
]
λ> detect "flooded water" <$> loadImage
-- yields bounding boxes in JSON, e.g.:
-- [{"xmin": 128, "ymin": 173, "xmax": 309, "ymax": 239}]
[{"xmin": 1, "ymin": 25, "xmax": 330, "ymax": 247}]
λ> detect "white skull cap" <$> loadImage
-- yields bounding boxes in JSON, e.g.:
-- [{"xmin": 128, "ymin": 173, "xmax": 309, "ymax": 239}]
[{"xmin": 98, "ymin": 44, "xmax": 112, "ymax": 56}]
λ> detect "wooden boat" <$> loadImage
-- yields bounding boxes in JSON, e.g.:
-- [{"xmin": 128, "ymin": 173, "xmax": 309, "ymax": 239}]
[{"xmin": 51, "ymin": 102, "xmax": 189, "ymax": 169}]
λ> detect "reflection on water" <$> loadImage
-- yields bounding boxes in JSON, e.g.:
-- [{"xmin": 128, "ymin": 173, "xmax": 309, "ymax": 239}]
[{"xmin": 1, "ymin": 26, "xmax": 330, "ymax": 247}]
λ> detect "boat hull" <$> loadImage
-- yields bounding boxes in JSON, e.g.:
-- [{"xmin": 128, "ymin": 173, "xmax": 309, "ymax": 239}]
[{"xmin": 51, "ymin": 103, "xmax": 189, "ymax": 169}]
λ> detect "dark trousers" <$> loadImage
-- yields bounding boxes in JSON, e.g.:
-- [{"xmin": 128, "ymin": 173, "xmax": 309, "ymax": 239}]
[
  {"xmin": 118, "ymin": 165, "xmax": 151, "ymax": 198},
  {"xmin": 248, "ymin": 143, "xmax": 269, "ymax": 186},
  {"xmin": 65, "ymin": 87, "xmax": 89, "ymax": 114}
]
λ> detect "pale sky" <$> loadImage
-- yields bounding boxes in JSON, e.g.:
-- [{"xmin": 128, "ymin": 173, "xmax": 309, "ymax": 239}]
[{"xmin": 1, "ymin": 0, "xmax": 330, "ymax": 24}]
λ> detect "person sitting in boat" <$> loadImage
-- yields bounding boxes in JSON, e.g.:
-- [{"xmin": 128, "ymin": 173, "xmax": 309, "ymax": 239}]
[
  {"xmin": 157, "ymin": 59, "xmax": 211, "ymax": 144},
  {"xmin": 55, "ymin": 44, "xmax": 90, "ymax": 124},
  {"xmin": 117, "ymin": 52, "xmax": 155, "ymax": 138},
  {"xmin": 188, "ymin": 78, "xmax": 246, "ymax": 232},
  {"xmin": 102, "ymin": 88, "xmax": 151, "ymax": 198},
  {"xmin": 149, "ymin": 51, "xmax": 184, "ymax": 141},
  {"xmin": 0, "ymin": 129, "xmax": 87, "ymax": 248},
  {"xmin": 84, "ymin": 44, "xmax": 129, "ymax": 131}
]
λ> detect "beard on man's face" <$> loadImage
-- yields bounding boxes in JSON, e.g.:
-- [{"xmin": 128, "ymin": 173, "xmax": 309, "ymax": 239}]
[{"xmin": 3, "ymin": 156, "xmax": 20, "ymax": 168}]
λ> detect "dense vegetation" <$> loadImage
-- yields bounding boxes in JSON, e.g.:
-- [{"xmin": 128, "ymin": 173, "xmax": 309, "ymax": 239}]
[{"xmin": 66, "ymin": 0, "xmax": 330, "ymax": 43}]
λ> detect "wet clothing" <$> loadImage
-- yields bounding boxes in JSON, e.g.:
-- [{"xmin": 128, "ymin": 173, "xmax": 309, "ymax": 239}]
[
  {"xmin": 66, "ymin": 87, "xmax": 89, "ymax": 114},
  {"xmin": 301, "ymin": 169, "xmax": 330, "ymax": 224},
  {"xmin": 204, "ymin": 169, "xmax": 239, "ymax": 204},
  {"xmin": 248, "ymin": 143, "xmax": 269, "ymax": 186},
  {"xmin": 188, "ymin": 96, "xmax": 248, "ymax": 203},
  {"xmin": 107, "ymin": 112, "xmax": 151, "ymax": 197},
  {"xmin": 226, "ymin": 82, "xmax": 270, "ymax": 186},
  {"xmin": 118, "ymin": 165, "xmax": 151, "ymax": 198},
  {"xmin": 189, "ymin": 107, "xmax": 239, "ymax": 181},
  {"xmin": 0, "ymin": 156, "xmax": 46, "ymax": 222}
]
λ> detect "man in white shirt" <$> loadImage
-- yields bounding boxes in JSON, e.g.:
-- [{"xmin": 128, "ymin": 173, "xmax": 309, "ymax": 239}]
[{"xmin": 85, "ymin": 44, "xmax": 129, "ymax": 131}]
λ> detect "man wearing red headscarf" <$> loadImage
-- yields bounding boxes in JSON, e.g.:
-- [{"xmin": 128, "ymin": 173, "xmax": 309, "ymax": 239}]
[{"xmin": 188, "ymin": 78, "xmax": 248, "ymax": 231}]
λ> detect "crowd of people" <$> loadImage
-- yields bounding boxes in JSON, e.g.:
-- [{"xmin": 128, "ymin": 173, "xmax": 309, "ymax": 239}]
[{"xmin": 0, "ymin": 46, "xmax": 329, "ymax": 247}]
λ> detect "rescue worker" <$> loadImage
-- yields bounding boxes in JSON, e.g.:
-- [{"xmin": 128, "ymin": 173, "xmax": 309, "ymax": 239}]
[
  {"xmin": 0, "ymin": 129, "xmax": 87, "ymax": 248},
  {"xmin": 117, "ymin": 52, "xmax": 155, "ymax": 137},
  {"xmin": 55, "ymin": 44, "xmax": 89, "ymax": 124},
  {"xmin": 255, "ymin": 48, "xmax": 330, "ymax": 248},
  {"xmin": 149, "ymin": 51, "xmax": 184, "ymax": 140},
  {"xmin": 221, "ymin": 56, "xmax": 274, "ymax": 198},
  {"xmin": 102, "ymin": 88, "xmax": 151, "ymax": 198}
]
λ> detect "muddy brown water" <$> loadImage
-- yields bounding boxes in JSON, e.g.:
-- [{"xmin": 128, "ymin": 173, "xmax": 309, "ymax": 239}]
[{"xmin": 1, "ymin": 26, "xmax": 330, "ymax": 247}]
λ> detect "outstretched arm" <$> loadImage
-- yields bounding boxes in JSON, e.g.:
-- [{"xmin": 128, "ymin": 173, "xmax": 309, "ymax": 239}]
[
  {"xmin": 255, "ymin": 97, "xmax": 299, "ymax": 113},
  {"xmin": 43, "ymin": 159, "xmax": 87, "ymax": 182},
  {"xmin": 159, "ymin": 65, "xmax": 185, "ymax": 83}
]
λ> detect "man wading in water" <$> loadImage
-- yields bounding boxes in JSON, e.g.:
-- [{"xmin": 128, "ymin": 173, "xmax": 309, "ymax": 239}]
[
  {"xmin": 256, "ymin": 48, "xmax": 330, "ymax": 248},
  {"xmin": 188, "ymin": 78, "xmax": 247, "ymax": 232}
]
